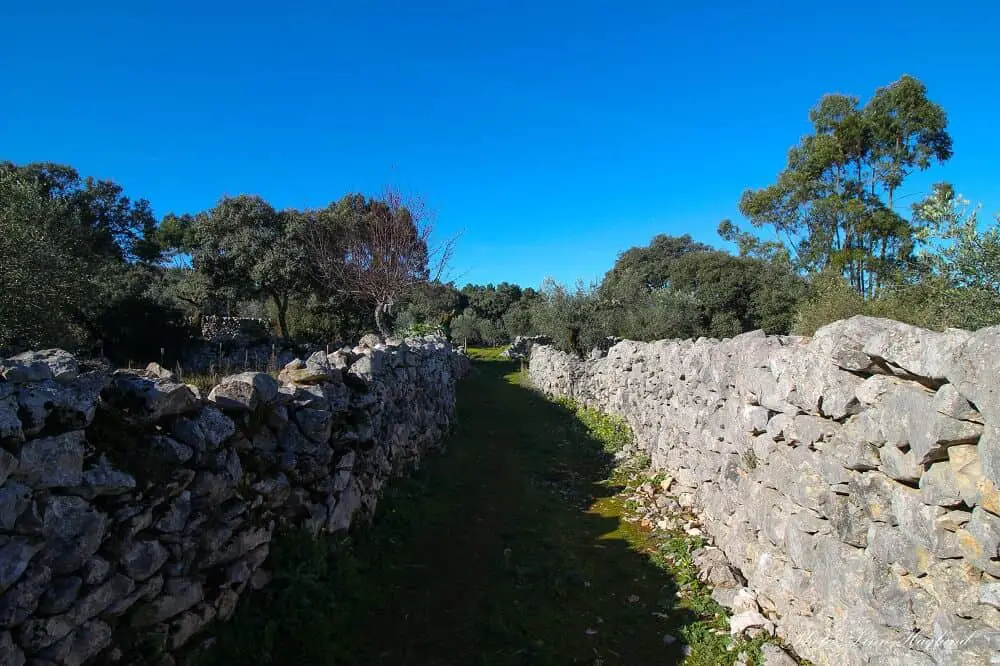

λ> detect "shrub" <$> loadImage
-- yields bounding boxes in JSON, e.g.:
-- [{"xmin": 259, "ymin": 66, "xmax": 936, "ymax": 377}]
[{"xmin": 792, "ymin": 270, "xmax": 866, "ymax": 335}]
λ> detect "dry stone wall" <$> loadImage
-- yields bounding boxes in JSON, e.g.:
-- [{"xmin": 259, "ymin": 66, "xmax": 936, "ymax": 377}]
[
  {"xmin": 0, "ymin": 338, "xmax": 468, "ymax": 665},
  {"xmin": 530, "ymin": 316, "xmax": 1000, "ymax": 665}
]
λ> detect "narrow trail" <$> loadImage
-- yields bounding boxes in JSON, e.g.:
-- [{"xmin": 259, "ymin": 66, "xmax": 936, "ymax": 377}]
[{"xmin": 201, "ymin": 352, "xmax": 733, "ymax": 666}]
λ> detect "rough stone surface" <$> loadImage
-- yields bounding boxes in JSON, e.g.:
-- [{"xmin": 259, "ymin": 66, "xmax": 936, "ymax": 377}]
[
  {"xmin": 0, "ymin": 339, "xmax": 467, "ymax": 664},
  {"xmin": 103, "ymin": 372, "xmax": 199, "ymax": 424},
  {"xmin": 207, "ymin": 372, "xmax": 279, "ymax": 412},
  {"xmin": 530, "ymin": 317, "xmax": 998, "ymax": 666},
  {"xmin": 1, "ymin": 350, "xmax": 78, "ymax": 383},
  {"xmin": 15, "ymin": 432, "xmax": 86, "ymax": 489},
  {"xmin": 760, "ymin": 643, "xmax": 797, "ymax": 666}
]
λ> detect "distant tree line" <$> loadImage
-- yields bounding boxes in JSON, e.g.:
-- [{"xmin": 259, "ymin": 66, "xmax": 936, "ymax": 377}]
[
  {"xmin": 425, "ymin": 75, "xmax": 999, "ymax": 354},
  {"xmin": 3, "ymin": 76, "xmax": 996, "ymax": 362},
  {"xmin": 721, "ymin": 74, "xmax": 1000, "ymax": 334},
  {"xmin": 0, "ymin": 165, "xmax": 450, "ymax": 362}
]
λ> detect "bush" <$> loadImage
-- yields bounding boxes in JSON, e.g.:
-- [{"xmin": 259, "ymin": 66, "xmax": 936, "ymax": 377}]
[
  {"xmin": 792, "ymin": 270, "xmax": 866, "ymax": 335},
  {"xmin": 793, "ymin": 269, "xmax": 990, "ymax": 335}
]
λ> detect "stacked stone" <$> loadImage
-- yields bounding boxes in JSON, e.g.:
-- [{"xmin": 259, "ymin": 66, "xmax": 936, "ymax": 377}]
[
  {"xmin": 0, "ymin": 338, "xmax": 468, "ymax": 665},
  {"xmin": 198, "ymin": 316, "xmax": 270, "ymax": 345},
  {"xmin": 530, "ymin": 316, "xmax": 1000, "ymax": 665},
  {"xmin": 501, "ymin": 336, "xmax": 553, "ymax": 360}
]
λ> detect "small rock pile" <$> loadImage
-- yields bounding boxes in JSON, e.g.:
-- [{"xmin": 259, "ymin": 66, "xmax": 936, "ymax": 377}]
[
  {"xmin": 614, "ymin": 470, "xmax": 800, "ymax": 665},
  {"xmin": 198, "ymin": 316, "xmax": 270, "ymax": 345},
  {"xmin": 502, "ymin": 336, "xmax": 553, "ymax": 360}
]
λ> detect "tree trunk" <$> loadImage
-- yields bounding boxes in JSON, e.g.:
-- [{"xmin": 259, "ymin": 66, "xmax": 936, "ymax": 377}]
[
  {"xmin": 273, "ymin": 293, "xmax": 290, "ymax": 341},
  {"xmin": 374, "ymin": 302, "xmax": 391, "ymax": 337},
  {"xmin": 568, "ymin": 326, "xmax": 583, "ymax": 359}
]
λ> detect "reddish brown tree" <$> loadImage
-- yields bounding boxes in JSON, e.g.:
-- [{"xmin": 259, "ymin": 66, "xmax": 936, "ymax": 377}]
[{"xmin": 304, "ymin": 187, "xmax": 455, "ymax": 336}]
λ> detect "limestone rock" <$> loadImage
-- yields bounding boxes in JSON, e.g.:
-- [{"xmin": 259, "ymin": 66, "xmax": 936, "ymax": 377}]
[
  {"xmin": 934, "ymin": 383, "xmax": 983, "ymax": 423},
  {"xmin": 957, "ymin": 507, "xmax": 1000, "ymax": 576},
  {"xmin": 132, "ymin": 578, "xmax": 204, "ymax": 627},
  {"xmin": 980, "ymin": 581, "xmax": 1000, "ymax": 609},
  {"xmin": 77, "ymin": 454, "xmax": 136, "ymax": 499},
  {"xmin": 760, "ymin": 643, "xmax": 797, "ymax": 666},
  {"xmin": 920, "ymin": 462, "xmax": 963, "ymax": 507},
  {"xmin": 947, "ymin": 325, "xmax": 1000, "ymax": 421},
  {"xmin": 0, "ymin": 395, "xmax": 23, "ymax": 442},
  {"xmin": 0, "ymin": 631, "xmax": 25, "ymax": 666},
  {"xmin": 0, "ymin": 482, "xmax": 32, "ymax": 532},
  {"xmin": 278, "ymin": 358, "xmax": 327, "ymax": 385},
  {"xmin": 327, "ymin": 478, "xmax": 362, "ymax": 532},
  {"xmin": 0, "ymin": 562, "xmax": 50, "ymax": 627},
  {"xmin": 358, "ymin": 333, "xmax": 383, "ymax": 349},
  {"xmin": 35, "ymin": 619, "xmax": 112, "ymax": 666},
  {"xmin": 120, "ymin": 540, "xmax": 169, "ymax": 581},
  {"xmin": 0, "ymin": 449, "xmax": 16, "ymax": 486},
  {"xmin": 144, "ymin": 362, "xmax": 177, "ymax": 381},
  {"xmin": 105, "ymin": 372, "xmax": 200, "ymax": 424},
  {"xmin": 149, "ymin": 435, "xmax": 194, "ymax": 465},
  {"xmin": 15, "ymin": 431, "xmax": 85, "ymax": 488},
  {"xmin": 861, "ymin": 321, "xmax": 969, "ymax": 381},
  {"xmin": 878, "ymin": 445, "xmax": 921, "ymax": 484},
  {"xmin": 28, "ymin": 495, "xmax": 108, "ymax": 576},
  {"xmin": 208, "ymin": 372, "xmax": 279, "ymax": 412},
  {"xmin": 729, "ymin": 609, "xmax": 775, "ymax": 637},
  {"xmin": 36, "ymin": 576, "xmax": 82, "ymax": 616},
  {"xmin": 293, "ymin": 406, "xmax": 333, "ymax": 444},
  {"xmin": 1, "ymin": 349, "xmax": 78, "ymax": 383}
]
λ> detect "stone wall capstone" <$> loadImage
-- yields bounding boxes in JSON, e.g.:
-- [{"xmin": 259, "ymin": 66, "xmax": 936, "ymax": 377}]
[
  {"xmin": 0, "ymin": 338, "xmax": 468, "ymax": 665},
  {"xmin": 529, "ymin": 315, "xmax": 1000, "ymax": 665}
]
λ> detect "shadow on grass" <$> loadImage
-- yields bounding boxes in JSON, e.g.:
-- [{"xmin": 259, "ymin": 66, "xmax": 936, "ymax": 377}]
[{"xmin": 196, "ymin": 357, "xmax": 716, "ymax": 666}]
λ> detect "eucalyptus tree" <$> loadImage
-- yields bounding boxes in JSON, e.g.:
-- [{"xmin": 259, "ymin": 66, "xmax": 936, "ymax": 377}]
[{"xmin": 727, "ymin": 75, "xmax": 952, "ymax": 298}]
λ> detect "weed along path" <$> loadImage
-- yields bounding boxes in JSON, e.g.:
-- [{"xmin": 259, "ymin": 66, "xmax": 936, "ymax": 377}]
[{"xmin": 200, "ymin": 350, "xmax": 747, "ymax": 666}]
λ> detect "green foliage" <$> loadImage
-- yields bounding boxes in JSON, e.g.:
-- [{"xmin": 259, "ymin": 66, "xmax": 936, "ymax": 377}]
[
  {"xmin": 585, "ymin": 234, "xmax": 805, "ymax": 347},
  {"xmin": 529, "ymin": 278, "xmax": 605, "ymax": 355},
  {"xmin": 461, "ymin": 282, "xmax": 524, "ymax": 322},
  {"xmin": 300, "ymin": 190, "xmax": 442, "ymax": 336},
  {"xmin": 0, "ymin": 167, "xmax": 92, "ymax": 350},
  {"xmin": 792, "ymin": 270, "xmax": 866, "ymax": 335},
  {"xmin": 395, "ymin": 281, "xmax": 464, "ymax": 330},
  {"xmin": 449, "ymin": 308, "xmax": 505, "ymax": 346},
  {"xmin": 194, "ymin": 196, "xmax": 310, "ymax": 339},
  {"xmin": 393, "ymin": 319, "xmax": 442, "ymax": 339},
  {"xmin": 911, "ymin": 183, "xmax": 1000, "ymax": 330},
  {"xmin": 728, "ymin": 75, "xmax": 952, "ymax": 298},
  {"xmin": 274, "ymin": 294, "xmax": 371, "ymax": 344},
  {"xmin": 0, "ymin": 161, "xmax": 189, "ymax": 357},
  {"xmin": 554, "ymin": 397, "xmax": 634, "ymax": 453},
  {"xmin": 792, "ymin": 269, "xmax": 950, "ymax": 335},
  {"xmin": 0, "ymin": 161, "xmax": 164, "ymax": 264}
]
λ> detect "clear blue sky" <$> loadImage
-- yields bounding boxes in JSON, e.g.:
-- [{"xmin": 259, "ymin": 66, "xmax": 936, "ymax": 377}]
[{"xmin": 3, "ymin": 1, "xmax": 998, "ymax": 289}]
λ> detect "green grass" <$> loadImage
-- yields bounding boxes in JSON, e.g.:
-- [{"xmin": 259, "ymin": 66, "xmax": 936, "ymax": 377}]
[
  {"xmin": 465, "ymin": 346, "xmax": 510, "ymax": 361},
  {"xmin": 193, "ymin": 352, "xmax": 769, "ymax": 666}
]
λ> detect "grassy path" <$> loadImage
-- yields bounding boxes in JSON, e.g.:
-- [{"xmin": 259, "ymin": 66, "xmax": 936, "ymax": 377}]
[{"xmin": 199, "ymin": 351, "xmax": 739, "ymax": 666}]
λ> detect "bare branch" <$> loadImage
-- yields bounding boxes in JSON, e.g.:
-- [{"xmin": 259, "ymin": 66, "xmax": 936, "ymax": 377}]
[{"xmin": 301, "ymin": 186, "xmax": 460, "ymax": 335}]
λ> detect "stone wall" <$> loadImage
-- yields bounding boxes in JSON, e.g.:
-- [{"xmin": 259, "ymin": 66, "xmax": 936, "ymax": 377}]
[
  {"xmin": 198, "ymin": 316, "xmax": 270, "ymax": 345},
  {"xmin": 530, "ymin": 316, "xmax": 1000, "ymax": 665},
  {"xmin": 0, "ymin": 337, "xmax": 468, "ymax": 665}
]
